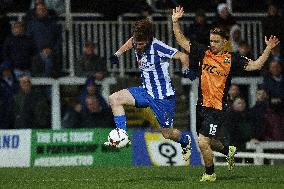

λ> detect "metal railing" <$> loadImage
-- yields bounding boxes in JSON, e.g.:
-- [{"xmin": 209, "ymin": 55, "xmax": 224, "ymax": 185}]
[
  {"xmin": 246, "ymin": 141, "xmax": 284, "ymax": 165},
  {"xmin": 31, "ymin": 77, "xmax": 116, "ymax": 129},
  {"xmin": 214, "ymin": 142, "xmax": 284, "ymax": 165},
  {"xmin": 182, "ymin": 77, "xmax": 263, "ymax": 136},
  {"xmin": 214, "ymin": 151, "xmax": 284, "ymax": 165},
  {"xmin": 8, "ymin": 13, "xmax": 265, "ymax": 77},
  {"xmin": 30, "ymin": 76, "xmax": 261, "ymax": 130}
]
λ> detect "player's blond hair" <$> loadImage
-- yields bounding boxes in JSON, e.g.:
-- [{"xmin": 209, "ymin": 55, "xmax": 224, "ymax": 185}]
[{"xmin": 210, "ymin": 27, "xmax": 229, "ymax": 40}]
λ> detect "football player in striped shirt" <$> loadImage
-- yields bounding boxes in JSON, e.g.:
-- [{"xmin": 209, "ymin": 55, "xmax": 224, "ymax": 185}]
[{"xmin": 104, "ymin": 19, "xmax": 192, "ymax": 163}]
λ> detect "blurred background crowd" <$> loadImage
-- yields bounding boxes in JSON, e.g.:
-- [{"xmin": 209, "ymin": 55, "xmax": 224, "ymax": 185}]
[{"xmin": 0, "ymin": 0, "xmax": 283, "ymax": 152}]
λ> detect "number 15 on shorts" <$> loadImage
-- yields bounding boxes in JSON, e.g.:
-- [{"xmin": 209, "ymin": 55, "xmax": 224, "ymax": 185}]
[{"xmin": 209, "ymin": 124, "xmax": 217, "ymax": 136}]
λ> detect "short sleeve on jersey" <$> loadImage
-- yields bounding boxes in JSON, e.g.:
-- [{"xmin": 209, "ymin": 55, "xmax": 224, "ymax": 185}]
[
  {"xmin": 231, "ymin": 53, "xmax": 249, "ymax": 74},
  {"xmin": 152, "ymin": 39, "xmax": 178, "ymax": 58}
]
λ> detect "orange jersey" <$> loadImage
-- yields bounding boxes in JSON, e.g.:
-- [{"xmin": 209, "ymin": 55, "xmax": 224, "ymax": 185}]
[
  {"xmin": 200, "ymin": 50, "xmax": 232, "ymax": 110},
  {"xmin": 189, "ymin": 45, "xmax": 248, "ymax": 110}
]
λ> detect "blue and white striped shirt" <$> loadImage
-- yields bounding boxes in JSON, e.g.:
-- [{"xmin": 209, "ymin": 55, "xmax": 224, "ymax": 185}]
[{"xmin": 134, "ymin": 38, "xmax": 178, "ymax": 99}]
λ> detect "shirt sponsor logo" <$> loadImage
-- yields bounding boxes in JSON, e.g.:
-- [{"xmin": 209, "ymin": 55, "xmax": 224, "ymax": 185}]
[
  {"xmin": 203, "ymin": 63, "xmax": 228, "ymax": 77},
  {"xmin": 224, "ymin": 57, "xmax": 231, "ymax": 64},
  {"xmin": 138, "ymin": 56, "xmax": 155, "ymax": 70}
]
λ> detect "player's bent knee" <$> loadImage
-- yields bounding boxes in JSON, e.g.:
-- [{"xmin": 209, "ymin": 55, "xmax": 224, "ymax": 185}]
[
  {"xmin": 161, "ymin": 129, "xmax": 171, "ymax": 139},
  {"xmin": 109, "ymin": 89, "xmax": 134, "ymax": 107}
]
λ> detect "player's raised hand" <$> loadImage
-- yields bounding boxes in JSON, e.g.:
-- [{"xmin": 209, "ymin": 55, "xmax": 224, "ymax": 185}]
[
  {"xmin": 172, "ymin": 6, "xmax": 184, "ymax": 23},
  {"xmin": 265, "ymin": 35, "xmax": 280, "ymax": 50}
]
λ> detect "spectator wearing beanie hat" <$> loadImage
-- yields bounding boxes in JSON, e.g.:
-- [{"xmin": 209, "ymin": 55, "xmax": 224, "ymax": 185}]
[{"xmin": 212, "ymin": 3, "xmax": 236, "ymax": 32}]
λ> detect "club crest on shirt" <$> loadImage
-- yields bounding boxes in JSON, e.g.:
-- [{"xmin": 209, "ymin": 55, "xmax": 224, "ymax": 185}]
[
  {"xmin": 224, "ymin": 57, "xmax": 231, "ymax": 64},
  {"xmin": 164, "ymin": 112, "xmax": 170, "ymax": 120},
  {"xmin": 164, "ymin": 112, "xmax": 172, "ymax": 126},
  {"xmin": 138, "ymin": 56, "xmax": 154, "ymax": 70}
]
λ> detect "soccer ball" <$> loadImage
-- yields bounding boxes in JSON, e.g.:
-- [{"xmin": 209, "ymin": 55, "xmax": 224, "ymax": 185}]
[{"xmin": 108, "ymin": 128, "xmax": 129, "ymax": 148}]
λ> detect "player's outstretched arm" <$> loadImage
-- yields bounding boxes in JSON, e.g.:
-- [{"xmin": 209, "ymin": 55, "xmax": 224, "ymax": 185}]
[
  {"xmin": 110, "ymin": 37, "xmax": 133, "ymax": 64},
  {"xmin": 173, "ymin": 51, "xmax": 189, "ymax": 68},
  {"xmin": 115, "ymin": 37, "xmax": 133, "ymax": 56},
  {"xmin": 173, "ymin": 51, "xmax": 194, "ymax": 78},
  {"xmin": 245, "ymin": 35, "xmax": 280, "ymax": 71},
  {"xmin": 172, "ymin": 6, "xmax": 191, "ymax": 53}
]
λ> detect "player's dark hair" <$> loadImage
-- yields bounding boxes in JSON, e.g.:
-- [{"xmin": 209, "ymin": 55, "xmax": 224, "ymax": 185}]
[
  {"xmin": 132, "ymin": 19, "xmax": 154, "ymax": 42},
  {"xmin": 210, "ymin": 27, "xmax": 229, "ymax": 40}
]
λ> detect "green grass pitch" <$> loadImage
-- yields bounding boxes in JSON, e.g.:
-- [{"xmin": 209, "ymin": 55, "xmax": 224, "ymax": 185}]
[{"xmin": 0, "ymin": 166, "xmax": 283, "ymax": 189}]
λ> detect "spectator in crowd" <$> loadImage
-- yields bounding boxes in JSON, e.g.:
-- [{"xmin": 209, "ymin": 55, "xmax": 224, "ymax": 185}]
[
  {"xmin": 24, "ymin": 0, "xmax": 57, "ymax": 23},
  {"xmin": 228, "ymin": 24, "xmax": 242, "ymax": 52},
  {"xmin": 79, "ymin": 96, "xmax": 114, "ymax": 128},
  {"xmin": 2, "ymin": 21, "xmax": 36, "ymax": 78},
  {"xmin": 186, "ymin": 9, "xmax": 211, "ymax": 46},
  {"xmin": 13, "ymin": 75, "xmax": 50, "ymax": 128},
  {"xmin": 75, "ymin": 42, "xmax": 108, "ymax": 80},
  {"xmin": 237, "ymin": 40, "xmax": 253, "ymax": 59},
  {"xmin": 61, "ymin": 97, "xmax": 81, "ymax": 128},
  {"xmin": 0, "ymin": 60, "xmax": 18, "ymax": 93},
  {"xmin": 248, "ymin": 88, "xmax": 269, "ymax": 142},
  {"xmin": 79, "ymin": 76, "xmax": 108, "ymax": 113},
  {"xmin": 263, "ymin": 59, "xmax": 284, "ymax": 102},
  {"xmin": 212, "ymin": 3, "xmax": 236, "ymax": 33},
  {"xmin": 0, "ymin": 60, "xmax": 18, "ymax": 128},
  {"xmin": 138, "ymin": 3, "xmax": 153, "ymax": 20},
  {"xmin": 227, "ymin": 83, "xmax": 241, "ymax": 107},
  {"xmin": 181, "ymin": 9, "xmax": 211, "ymax": 102},
  {"xmin": 236, "ymin": 41, "xmax": 261, "ymax": 76},
  {"xmin": 262, "ymin": 4, "xmax": 284, "ymax": 56},
  {"xmin": 30, "ymin": 0, "xmax": 65, "ymax": 16},
  {"xmin": 226, "ymin": 97, "xmax": 254, "ymax": 151},
  {"xmin": 235, "ymin": 40, "xmax": 262, "ymax": 76},
  {"xmin": 0, "ymin": 87, "xmax": 9, "ymax": 128},
  {"xmin": 0, "ymin": 8, "xmax": 11, "ymax": 63},
  {"xmin": 262, "ymin": 97, "xmax": 284, "ymax": 141},
  {"xmin": 25, "ymin": 2, "xmax": 61, "ymax": 77}
]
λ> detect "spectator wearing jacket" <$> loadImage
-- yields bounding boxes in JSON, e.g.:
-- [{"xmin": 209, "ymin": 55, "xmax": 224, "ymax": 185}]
[
  {"xmin": 75, "ymin": 42, "xmax": 108, "ymax": 81},
  {"xmin": 30, "ymin": 0, "xmax": 65, "ymax": 16},
  {"xmin": 186, "ymin": 9, "xmax": 211, "ymax": 46},
  {"xmin": 263, "ymin": 59, "xmax": 284, "ymax": 102},
  {"xmin": 79, "ymin": 76, "xmax": 108, "ymax": 113},
  {"xmin": 248, "ymin": 89, "xmax": 269, "ymax": 142},
  {"xmin": 2, "ymin": 21, "xmax": 36, "ymax": 78},
  {"xmin": 0, "ymin": 8, "xmax": 11, "ymax": 63},
  {"xmin": 25, "ymin": 2, "xmax": 61, "ymax": 77},
  {"xmin": 0, "ymin": 60, "xmax": 18, "ymax": 128},
  {"xmin": 262, "ymin": 97, "xmax": 284, "ymax": 141},
  {"xmin": 13, "ymin": 75, "xmax": 50, "ymax": 128},
  {"xmin": 226, "ymin": 97, "xmax": 254, "ymax": 151},
  {"xmin": 79, "ymin": 95, "xmax": 114, "ymax": 128}
]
